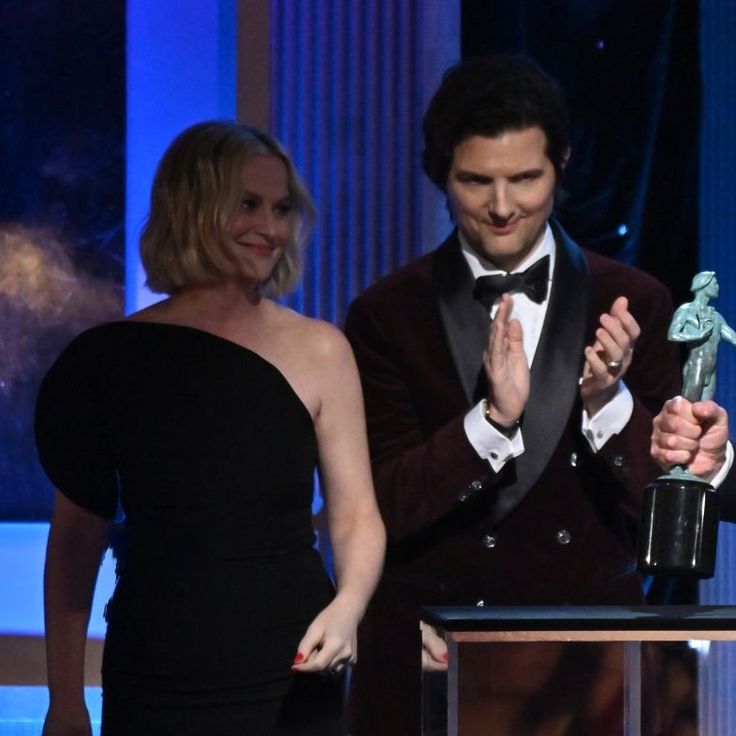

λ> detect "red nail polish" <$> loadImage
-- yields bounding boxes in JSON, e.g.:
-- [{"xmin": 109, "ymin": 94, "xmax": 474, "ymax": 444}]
[{"xmin": 293, "ymin": 652, "xmax": 305, "ymax": 664}]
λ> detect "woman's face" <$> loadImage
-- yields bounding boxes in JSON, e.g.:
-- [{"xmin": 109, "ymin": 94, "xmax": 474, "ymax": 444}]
[{"xmin": 225, "ymin": 154, "xmax": 292, "ymax": 285}]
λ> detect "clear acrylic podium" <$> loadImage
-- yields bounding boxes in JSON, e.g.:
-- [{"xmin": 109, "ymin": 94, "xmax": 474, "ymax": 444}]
[{"xmin": 421, "ymin": 605, "xmax": 736, "ymax": 736}]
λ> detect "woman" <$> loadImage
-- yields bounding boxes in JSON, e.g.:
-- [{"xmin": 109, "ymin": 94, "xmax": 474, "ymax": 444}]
[{"xmin": 36, "ymin": 121, "xmax": 385, "ymax": 735}]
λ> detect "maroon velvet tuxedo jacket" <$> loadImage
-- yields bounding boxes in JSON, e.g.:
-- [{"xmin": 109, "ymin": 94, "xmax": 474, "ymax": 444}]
[{"xmin": 344, "ymin": 223, "xmax": 681, "ymax": 735}]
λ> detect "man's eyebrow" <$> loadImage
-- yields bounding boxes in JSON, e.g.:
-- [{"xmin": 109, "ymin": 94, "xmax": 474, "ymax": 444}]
[
  {"xmin": 509, "ymin": 168, "xmax": 545, "ymax": 178},
  {"xmin": 453, "ymin": 167, "xmax": 546, "ymax": 180},
  {"xmin": 454, "ymin": 169, "xmax": 491, "ymax": 179}
]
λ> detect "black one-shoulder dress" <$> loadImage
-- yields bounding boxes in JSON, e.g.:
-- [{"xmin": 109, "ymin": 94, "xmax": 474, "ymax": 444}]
[{"xmin": 35, "ymin": 322, "xmax": 343, "ymax": 735}]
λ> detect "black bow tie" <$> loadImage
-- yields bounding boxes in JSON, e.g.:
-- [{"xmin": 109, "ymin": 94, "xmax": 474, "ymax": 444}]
[{"xmin": 473, "ymin": 255, "xmax": 550, "ymax": 309}]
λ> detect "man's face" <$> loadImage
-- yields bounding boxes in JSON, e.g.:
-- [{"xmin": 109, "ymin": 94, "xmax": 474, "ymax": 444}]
[{"xmin": 445, "ymin": 127, "xmax": 559, "ymax": 272}]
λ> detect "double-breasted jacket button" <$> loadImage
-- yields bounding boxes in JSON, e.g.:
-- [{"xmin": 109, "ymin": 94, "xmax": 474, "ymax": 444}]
[
  {"xmin": 481, "ymin": 534, "xmax": 497, "ymax": 548},
  {"xmin": 459, "ymin": 479, "xmax": 483, "ymax": 503},
  {"xmin": 569, "ymin": 452, "xmax": 578, "ymax": 467},
  {"xmin": 476, "ymin": 599, "xmax": 485, "ymax": 607},
  {"xmin": 613, "ymin": 455, "xmax": 624, "ymax": 468},
  {"xmin": 556, "ymin": 529, "xmax": 572, "ymax": 545}
]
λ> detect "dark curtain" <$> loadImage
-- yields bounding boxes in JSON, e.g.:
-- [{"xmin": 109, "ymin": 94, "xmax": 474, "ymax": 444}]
[
  {"xmin": 462, "ymin": 0, "xmax": 699, "ymax": 307},
  {"xmin": 462, "ymin": 0, "xmax": 700, "ymax": 604}
]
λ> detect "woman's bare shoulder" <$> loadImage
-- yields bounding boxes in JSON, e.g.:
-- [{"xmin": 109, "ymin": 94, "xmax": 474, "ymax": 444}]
[{"xmin": 275, "ymin": 306, "xmax": 352, "ymax": 361}]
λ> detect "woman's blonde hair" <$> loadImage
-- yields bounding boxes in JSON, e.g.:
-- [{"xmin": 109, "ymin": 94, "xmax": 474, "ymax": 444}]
[{"xmin": 140, "ymin": 121, "xmax": 315, "ymax": 296}]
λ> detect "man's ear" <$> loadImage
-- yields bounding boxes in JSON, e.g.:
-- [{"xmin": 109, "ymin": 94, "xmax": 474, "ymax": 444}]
[{"xmin": 561, "ymin": 147, "xmax": 571, "ymax": 170}]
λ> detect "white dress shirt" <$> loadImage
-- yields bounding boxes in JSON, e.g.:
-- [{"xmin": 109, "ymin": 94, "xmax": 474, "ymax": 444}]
[{"xmin": 461, "ymin": 224, "xmax": 634, "ymax": 472}]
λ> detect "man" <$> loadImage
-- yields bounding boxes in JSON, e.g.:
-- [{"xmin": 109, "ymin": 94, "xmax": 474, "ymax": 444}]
[{"xmin": 344, "ymin": 55, "xmax": 684, "ymax": 735}]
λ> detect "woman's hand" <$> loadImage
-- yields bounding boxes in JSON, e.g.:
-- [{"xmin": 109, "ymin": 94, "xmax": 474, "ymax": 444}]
[
  {"xmin": 420, "ymin": 620, "xmax": 448, "ymax": 672},
  {"xmin": 290, "ymin": 597, "xmax": 360, "ymax": 676},
  {"xmin": 42, "ymin": 702, "xmax": 92, "ymax": 736}
]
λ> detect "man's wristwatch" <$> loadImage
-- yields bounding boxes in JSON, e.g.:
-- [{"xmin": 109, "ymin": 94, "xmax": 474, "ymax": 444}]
[{"xmin": 482, "ymin": 400, "xmax": 520, "ymax": 437}]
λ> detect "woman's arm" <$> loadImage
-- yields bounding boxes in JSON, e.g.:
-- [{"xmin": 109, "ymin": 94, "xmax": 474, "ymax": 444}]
[
  {"xmin": 291, "ymin": 324, "xmax": 385, "ymax": 674},
  {"xmin": 43, "ymin": 490, "xmax": 109, "ymax": 736}
]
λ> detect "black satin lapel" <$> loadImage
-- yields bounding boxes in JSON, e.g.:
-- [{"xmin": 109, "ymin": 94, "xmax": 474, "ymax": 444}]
[
  {"xmin": 486, "ymin": 224, "xmax": 591, "ymax": 526},
  {"xmin": 432, "ymin": 233, "xmax": 490, "ymax": 406}
]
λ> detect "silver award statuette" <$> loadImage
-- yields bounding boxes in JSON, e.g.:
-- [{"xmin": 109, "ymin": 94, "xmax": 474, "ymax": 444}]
[{"xmin": 638, "ymin": 271, "xmax": 736, "ymax": 578}]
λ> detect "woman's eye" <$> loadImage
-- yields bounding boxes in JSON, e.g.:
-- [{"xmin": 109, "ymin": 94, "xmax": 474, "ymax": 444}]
[
  {"xmin": 240, "ymin": 199, "xmax": 256, "ymax": 211},
  {"xmin": 274, "ymin": 205, "xmax": 292, "ymax": 218}
]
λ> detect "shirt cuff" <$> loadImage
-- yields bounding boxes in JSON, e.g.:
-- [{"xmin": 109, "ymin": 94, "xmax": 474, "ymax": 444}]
[
  {"xmin": 464, "ymin": 401, "xmax": 525, "ymax": 472},
  {"xmin": 581, "ymin": 382, "xmax": 634, "ymax": 452},
  {"xmin": 709, "ymin": 441, "xmax": 734, "ymax": 488}
]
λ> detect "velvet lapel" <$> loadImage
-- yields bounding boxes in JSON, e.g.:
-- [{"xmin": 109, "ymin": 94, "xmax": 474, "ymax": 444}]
[
  {"xmin": 497, "ymin": 223, "xmax": 591, "ymax": 520},
  {"xmin": 432, "ymin": 224, "xmax": 591, "ymax": 525},
  {"xmin": 432, "ymin": 232, "xmax": 490, "ymax": 406}
]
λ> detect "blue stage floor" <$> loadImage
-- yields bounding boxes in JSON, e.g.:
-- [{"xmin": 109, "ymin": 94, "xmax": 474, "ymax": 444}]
[
  {"xmin": 0, "ymin": 524, "xmax": 114, "ymax": 735},
  {"xmin": 0, "ymin": 687, "xmax": 101, "ymax": 735}
]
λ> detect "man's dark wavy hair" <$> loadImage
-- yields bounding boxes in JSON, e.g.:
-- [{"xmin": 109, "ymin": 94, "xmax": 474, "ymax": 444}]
[{"xmin": 422, "ymin": 55, "xmax": 570, "ymax": 191}]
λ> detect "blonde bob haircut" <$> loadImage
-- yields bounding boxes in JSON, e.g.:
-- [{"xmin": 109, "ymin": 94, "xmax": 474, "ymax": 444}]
[{"xmin": 140, "ymin": 121, "xmax": 315, "ymax": 297}]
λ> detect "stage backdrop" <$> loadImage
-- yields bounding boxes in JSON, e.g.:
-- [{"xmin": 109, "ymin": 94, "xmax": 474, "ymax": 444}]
[{"xmin": 0, "ymin": 1, "xmax": 125, "ymax": 519}]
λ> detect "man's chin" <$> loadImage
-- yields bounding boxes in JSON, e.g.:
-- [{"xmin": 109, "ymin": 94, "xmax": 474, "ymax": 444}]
[{"xmin": 476, "ymin": 240, "xmax": 528, "ymax": 270}]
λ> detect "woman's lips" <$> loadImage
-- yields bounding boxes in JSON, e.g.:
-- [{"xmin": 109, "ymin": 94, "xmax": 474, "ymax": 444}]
[{"xmin": 239, "ymin": 242, "xmax": 275, "ymax": 257}]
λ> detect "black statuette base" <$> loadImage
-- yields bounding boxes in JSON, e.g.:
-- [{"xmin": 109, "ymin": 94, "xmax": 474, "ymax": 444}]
[{"xmin": 637, "ymin": 476, "xmax": 720, "ymax": 579}]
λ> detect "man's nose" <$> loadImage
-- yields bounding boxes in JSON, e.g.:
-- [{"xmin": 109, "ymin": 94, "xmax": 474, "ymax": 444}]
[{"xmin": 487, "ymin": 185, "xmax": 512, "ymax": 220}]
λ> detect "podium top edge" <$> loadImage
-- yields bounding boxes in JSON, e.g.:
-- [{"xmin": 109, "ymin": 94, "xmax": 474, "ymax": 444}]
[{"xmin": 420, "ymin": 605, "xmax": 736, "ymax": 631}]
